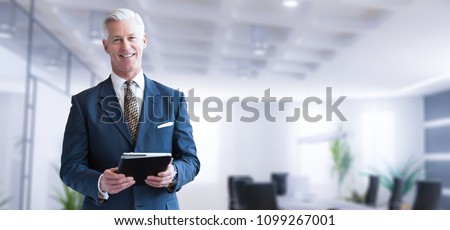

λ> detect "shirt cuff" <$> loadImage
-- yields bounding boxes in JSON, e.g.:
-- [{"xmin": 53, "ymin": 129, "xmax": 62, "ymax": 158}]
[
  {"xmin": 98, "ymin": 174, "xmax": 109, "ymax": 200},
  {"xmin": 167, "ymin": 164, "xmax": 178, "ymax": 193}
]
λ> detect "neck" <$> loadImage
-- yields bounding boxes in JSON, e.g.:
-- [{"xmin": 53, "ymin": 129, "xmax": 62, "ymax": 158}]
[{"xmin": 113, "ymin": 69, "xmax": 141, "ymax": 81}]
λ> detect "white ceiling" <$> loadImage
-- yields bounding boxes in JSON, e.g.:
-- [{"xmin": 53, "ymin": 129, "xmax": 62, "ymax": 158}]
[{"xmin": 3, "ymin": 0, "xmax": 450, "ymax": 98}]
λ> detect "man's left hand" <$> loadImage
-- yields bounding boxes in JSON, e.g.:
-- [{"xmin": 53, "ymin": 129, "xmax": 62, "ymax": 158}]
[{"xmin": 145, "ymin": 164, "xmax": 176, "ymax": 188}]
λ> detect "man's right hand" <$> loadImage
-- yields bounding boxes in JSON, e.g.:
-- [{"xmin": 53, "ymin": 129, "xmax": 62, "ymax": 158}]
[{"xmin": 100, "ymin": 168, "xmax": 135, "ymax": 194}]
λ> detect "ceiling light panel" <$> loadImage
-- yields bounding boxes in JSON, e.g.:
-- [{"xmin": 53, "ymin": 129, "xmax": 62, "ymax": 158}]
[
  {"xmin": 227, "ymin": 23, "xmax": 290, "ymax": 45},
  {"xmin": 298, "ymin": 28, "xmax": 359, "ymax": 48},
  {"xmin": 161, "ymin": 53, "xmax": 211, "ymax": 67},
  {"xmin": 222, "ymin": 42, "xmax": 276, "ymax": 58},
  {"xmin": 140, "ymin": 0, "xmax": 220, "ymax": 21},
  {"xmin": 156, "ymin": 38, "xmax": 213, "ymax": 56},
  {"xmin": 148, "ymin": 16, "xmax": 216, "ymax": 41},
  {"xmin": 285, "ymin": 47, "xmax": 336, "ymax": 61},
  {"xmin": 220, "ymin": 57, "xmax": 267, "ymax": 70},
  {"xmin": 316, "ymin": 3, "xmax": 392, "ymax": 30}
]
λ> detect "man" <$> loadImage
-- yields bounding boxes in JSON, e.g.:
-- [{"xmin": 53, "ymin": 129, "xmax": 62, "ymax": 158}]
[{"xmin": 60, "ymin": 8, "xmax": 200, "ymax": 210}]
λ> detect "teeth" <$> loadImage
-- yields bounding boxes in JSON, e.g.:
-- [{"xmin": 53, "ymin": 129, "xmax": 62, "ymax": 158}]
[{"xmin": 122, "ymin": 54, "xmax": 133, "ymax": 58}]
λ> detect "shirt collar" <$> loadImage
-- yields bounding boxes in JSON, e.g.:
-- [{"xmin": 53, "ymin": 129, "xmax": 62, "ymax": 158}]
[{"xmin": 110, "ymin": 71, "xmax": 145, "ymax": 92}]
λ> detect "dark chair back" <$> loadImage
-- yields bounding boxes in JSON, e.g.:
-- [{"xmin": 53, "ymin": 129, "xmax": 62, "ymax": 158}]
[
  {"xmin": 228, "ymin": 176, "xmax": 253, "ymax": 210},
  {"xmin": 364, "ymin": 175, "xmax": 379, "ymax": 206},
  {"xmin": 412, "ymin": 180, "xmax": 442, "ymax": 210},
  {"xmin": 244, "ymin": 182, "xmax": 278, "ymax": 210},
  {"xmin": 389, "ymin": 177, "xmax": 404, "ymax": 210},
  {"xmin": 271, "ymin": 172, "xmax": 288, "ymax": 196}
]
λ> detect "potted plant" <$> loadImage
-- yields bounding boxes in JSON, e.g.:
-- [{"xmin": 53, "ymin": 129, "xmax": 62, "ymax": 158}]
[
  {"xmin": 53, "ymin": 184, "xmax": 83, "ymax": 210},
  {"xmin": 369, "ymin": 157, "xmax": 424, "ymax": 208},
  {"xmin": 345, "ymin": 190, "xmax": 365, "ymax": 204},
  {"xmin": 52, "ymin": 166, "xmax": 83, "ymax": 210},
  {"xmin": 329, "ymin": 137, "xmax": 354, "ymax": 197}
]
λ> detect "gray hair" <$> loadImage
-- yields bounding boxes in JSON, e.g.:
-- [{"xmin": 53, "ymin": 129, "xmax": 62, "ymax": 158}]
[{"xmin": 101, "ymin": 8, "xmax": 145, "ymax": 39}]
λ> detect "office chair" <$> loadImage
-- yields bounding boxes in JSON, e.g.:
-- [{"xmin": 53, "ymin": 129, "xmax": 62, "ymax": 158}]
[
  {"xmin": 364, "ymin": 175, "xmax": 379, "ymax": 206},
  {"xmin": 244, "ymin": 182, "xmax": 278, "ymax": 210},
  {"xmin": 271, "ymin": 172, "xmax": 288, "ymax": 196},
  {"xmin": 228, "ymin": 175, "xmax": 253, "ymax": 210},
  {"xmin": 388, "ymin": 177, "xmax": 404, "ymax": 210},
  {"xmin": 412, "ymin": 180, "xmax": 442, "ymax": 210}
]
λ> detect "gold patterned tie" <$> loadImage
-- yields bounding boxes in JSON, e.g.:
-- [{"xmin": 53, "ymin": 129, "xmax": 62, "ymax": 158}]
[{"xmin": 124, "ymin": 80, "xmax": 140, "ymax": 144}]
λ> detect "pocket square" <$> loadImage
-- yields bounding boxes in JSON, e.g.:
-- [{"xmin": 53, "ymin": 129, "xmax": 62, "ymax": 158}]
[{"xmin": 157, "ymin": 122, "xmax": 174, "ymax": 129}]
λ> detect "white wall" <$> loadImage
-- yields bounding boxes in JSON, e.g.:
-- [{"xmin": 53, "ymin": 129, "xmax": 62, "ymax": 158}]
[
  {"xmin": 0, "ymin": 92, "xmax": 24, "ymax": 209},
  {"xmin": 30, "ymin": 82, "xmax": 71, "ymax": 209},
  {"xmin": 342, "ymin": 97, "xmax": 424, "ymax": 205},
  {"xmin": 0, "ymin": 43, "xmax": 26, "ymax": 209}
]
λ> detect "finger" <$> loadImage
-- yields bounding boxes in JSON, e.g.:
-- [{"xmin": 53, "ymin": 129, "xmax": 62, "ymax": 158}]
[
  {"xmin": 108, "ymin": 176, "xmax": 134, "ymax": 186},
  {"xmin": 147, "ymin": 176, "xmax": 172, "ymax": 186},
  {"xmin": 144, "ymin": 179, "xmax": 160, "ymax": 187},
  {"xmin": 157, "ymin": 170, "xmax": 171, "ymax": 177},
  {"xmin": 108, "ymin": 179, "xmax": 135, "ymax": 194},
  {"xmin": 103, "ymin": 177, "xmax": 133, "ymax": 193},
  {"xmin": 104, "ymin": 169, "xmax": 126, "ymax": 180},
  {"xmin": 146, "ymin": 175, "xmax": 164, "ymax": 182},
  {"xmin": 155, "ymin": 172, "xmax": 174, "ymax": 183},
  {"xmin": 145, "ymin": 178, "xmax": 168, "ymax": 188},
  {"xmin": 157, "ymin": 164, "xmax": 173, "ymax": 177},
  {"xmin": 104, "ymin": 167, "xmax": 118, "ymax": 174}
]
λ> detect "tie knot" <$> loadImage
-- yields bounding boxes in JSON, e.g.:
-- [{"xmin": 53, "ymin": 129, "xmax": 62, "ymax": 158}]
[{"xmin": 125, "ymin": 80, "xmax": 134, "ymax": 88}]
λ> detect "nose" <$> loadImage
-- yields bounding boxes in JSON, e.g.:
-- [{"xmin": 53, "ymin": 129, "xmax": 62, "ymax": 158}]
[{"xmin": 120, "ymin": 39, "xmax": 131, "ymax": 51}]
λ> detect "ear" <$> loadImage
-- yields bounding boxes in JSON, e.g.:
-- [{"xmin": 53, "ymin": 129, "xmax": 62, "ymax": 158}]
[
  {"xmin": 143, "ymin": 33, "xmax": 148, "ymax": 48},
  {"xmin": 102, "ymin": 39, "xmax": 108, "ymax": 53}
]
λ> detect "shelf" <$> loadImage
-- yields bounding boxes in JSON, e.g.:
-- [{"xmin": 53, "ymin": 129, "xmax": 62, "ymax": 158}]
[
  {"xmin": 424, "ymin": 117, "xmax": 450, "ymax": 128},
  {"xmin": 424, "ymin": 153, "xmax": 450, "ymax": 161}
]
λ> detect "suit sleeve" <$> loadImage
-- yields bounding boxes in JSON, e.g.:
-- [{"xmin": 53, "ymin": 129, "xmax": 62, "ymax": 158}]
[
  {"xmin": 59, "ymin": 95, "xmax": 103, "ymax": 207},
  {"xmin": 171, "ymin": 91, "xmax": 200, "ymax": 192}
]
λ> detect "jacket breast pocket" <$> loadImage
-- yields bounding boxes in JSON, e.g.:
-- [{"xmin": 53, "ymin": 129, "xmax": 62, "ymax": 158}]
[{"xmin": 156, "ymin": 122, "xmax": 174, "ymax": 135}]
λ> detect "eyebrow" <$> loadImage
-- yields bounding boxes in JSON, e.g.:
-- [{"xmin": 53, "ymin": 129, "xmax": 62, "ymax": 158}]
[
  {"xmin": 111, "ymin": 35, "xmax": 138, "ymax": 41},
  {"xmin": 110, "ymin": 33, "xmax": 138, "ymax": 38}
]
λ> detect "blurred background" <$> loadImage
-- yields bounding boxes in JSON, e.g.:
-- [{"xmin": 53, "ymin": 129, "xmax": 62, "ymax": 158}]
[{"xmin": 1, "ymin": 0, "xmax": 450, "ymax": 210}]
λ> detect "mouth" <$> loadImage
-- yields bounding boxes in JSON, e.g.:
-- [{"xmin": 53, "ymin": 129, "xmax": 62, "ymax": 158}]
[{"xmin": 119, "ymin": 53, "xmax": 135, "ymax": 58}]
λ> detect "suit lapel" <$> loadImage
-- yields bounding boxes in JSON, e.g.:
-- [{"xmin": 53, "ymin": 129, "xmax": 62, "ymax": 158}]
[
  {"xmin": 98, "ymin": 76, "xmax": 134, "ymax": 146},
  {"xmin": 136, "ymin": 75, "xmax": 161, "ymax": 145}
]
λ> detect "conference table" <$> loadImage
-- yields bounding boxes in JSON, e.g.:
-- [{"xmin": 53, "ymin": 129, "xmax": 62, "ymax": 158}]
[{"xmin": 277, "ymin": 196, "xmax": 376, "ymax": 210}]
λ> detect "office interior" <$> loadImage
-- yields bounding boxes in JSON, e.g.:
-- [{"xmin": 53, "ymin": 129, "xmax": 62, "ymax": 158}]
[{"xmin": 0, "ymin": 0, "xmax": 449, "ymax": 210}]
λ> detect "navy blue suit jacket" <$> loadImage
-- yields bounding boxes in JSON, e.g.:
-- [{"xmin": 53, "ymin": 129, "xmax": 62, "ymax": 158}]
[{"xmin": 60, "ymin": 75, "xmax": 200, "ymax": 209}]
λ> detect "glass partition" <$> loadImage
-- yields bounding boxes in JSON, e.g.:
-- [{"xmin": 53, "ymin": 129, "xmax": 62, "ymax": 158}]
[
  {"xmin": 0, "ymin": 0, "xmax": 101, "ymax": 209},
  {"xmin": 70, "ymin": 57, "xmax": 92, "ymax": 95}
]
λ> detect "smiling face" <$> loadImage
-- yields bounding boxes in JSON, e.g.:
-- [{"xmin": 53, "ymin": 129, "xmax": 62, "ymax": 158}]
[{"xmin": 102, "ymin": 18, "xmax": 147, "ymax": 80}]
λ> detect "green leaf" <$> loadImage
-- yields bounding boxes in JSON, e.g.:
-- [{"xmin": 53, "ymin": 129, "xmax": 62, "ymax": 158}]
[
  {"xmin": 365, "ymin": 157, "xmax": 424, "ymax": 196},
  {"xmin": 329, "ymin": 137, "xmax": 354, "ymax": 186},
  {"xmin": 402, "ymin": 163, "xmax": 424, "ymax": 196},
  {"xmin": 52, "ymin": 166, "xmax": 84, "ymax": 210},
  {"xmin": 0, "ymin": 197, "xmax": 10, "ymax": 209}
]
